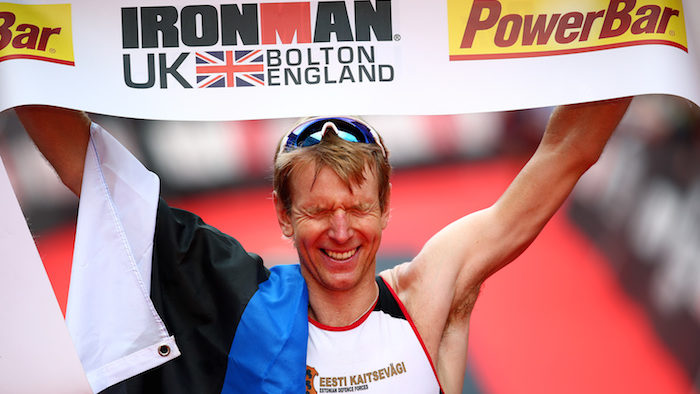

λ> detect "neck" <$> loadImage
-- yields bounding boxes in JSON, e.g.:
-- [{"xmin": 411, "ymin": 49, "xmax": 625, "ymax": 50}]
[{"xmin": 306, "ymin": 278, "xmax": 379, "ymax": 327}]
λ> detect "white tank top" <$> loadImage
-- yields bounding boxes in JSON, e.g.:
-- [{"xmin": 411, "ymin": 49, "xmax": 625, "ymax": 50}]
[{"xmin": 306, "ymin": 277, "xmax": 443, "ymax": 393}]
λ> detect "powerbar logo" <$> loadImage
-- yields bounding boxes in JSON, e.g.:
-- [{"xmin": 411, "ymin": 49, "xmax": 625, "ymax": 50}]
[
  {"xmin": 447, "ymin": 0, "xmax": 687, "ymax": 60},
  {"xmin": 0, "ymin": 3, "xmax": 74, "ymax": 65},
  {"xmin": 121, "ymin": 1, "xmax": 396, "ymax": 89}
]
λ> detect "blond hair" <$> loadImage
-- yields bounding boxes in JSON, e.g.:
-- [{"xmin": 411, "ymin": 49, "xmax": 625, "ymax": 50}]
[{"xmin": 273, "ymin": 124, "xmax": 391, "ymax": 213}]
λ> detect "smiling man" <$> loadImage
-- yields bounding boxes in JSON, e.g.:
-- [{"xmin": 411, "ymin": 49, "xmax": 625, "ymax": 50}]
[{"xmin": 16, "ymin": 98, "xmax": 630, "ymax": 393}]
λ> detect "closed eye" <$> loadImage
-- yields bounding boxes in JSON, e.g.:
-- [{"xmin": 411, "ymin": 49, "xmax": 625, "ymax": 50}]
[
  {"xmin": 349, "ymin": 204, "xmax": 375, "ymax": 215},
  {"xmin": 302, "ymin": 207, "xmax": 331, "ymax": 218}
]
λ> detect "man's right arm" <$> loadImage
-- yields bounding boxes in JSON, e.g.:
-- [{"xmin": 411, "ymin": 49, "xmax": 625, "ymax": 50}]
[{"xmin": 15, "ymin": 105, "xmax": 91, "ymax": 195}]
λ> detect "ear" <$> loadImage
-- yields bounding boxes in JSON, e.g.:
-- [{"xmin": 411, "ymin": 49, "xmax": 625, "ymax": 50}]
[
  {"xmin": 273, "ymin": 191, "xmax": 294, "ymax": 238},
  {"xmin": 380, "ymin": 183, "xmax": 391, "ymax": 229}
]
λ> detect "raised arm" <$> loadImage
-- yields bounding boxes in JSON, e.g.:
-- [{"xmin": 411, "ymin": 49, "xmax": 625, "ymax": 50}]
[
  {"xmin": 14, "ymin": 105, "xmax": 91, "ymax": 195},
  {"xmin": 384, "ymin": 98, "xmax": 631, "ymax": 389},
  {"xmin": 459, "ymin": 97, "xmax": 632, "ymax": 285},
  {"xmin": 406, "ymin": 98, "xmax": 632, "ymax": 296}
]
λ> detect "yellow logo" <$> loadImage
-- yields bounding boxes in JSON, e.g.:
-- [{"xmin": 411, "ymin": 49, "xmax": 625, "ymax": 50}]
[
  {"xmin": 0, "ymin": 3, "xmax": 74, "ymax": 65},
  {"xmin": 447, "ymin": 0, "xmax": 687, "ymax": 60}
]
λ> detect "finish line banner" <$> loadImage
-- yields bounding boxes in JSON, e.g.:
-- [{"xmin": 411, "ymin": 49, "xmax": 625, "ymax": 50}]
[{"xmin": 0, "ymin": 0, "xmax": 698, "ymax": 120}]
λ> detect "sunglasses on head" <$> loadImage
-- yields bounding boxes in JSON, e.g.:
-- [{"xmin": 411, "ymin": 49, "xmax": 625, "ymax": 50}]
[{"xmin": 278, "ymin": 117, "xmax": 387, "ymax": 157}]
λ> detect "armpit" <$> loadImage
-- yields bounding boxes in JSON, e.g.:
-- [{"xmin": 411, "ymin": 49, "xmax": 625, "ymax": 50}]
[{"xmin": 448, "ymin": 282, "xmax": 482, "ymax": 323}]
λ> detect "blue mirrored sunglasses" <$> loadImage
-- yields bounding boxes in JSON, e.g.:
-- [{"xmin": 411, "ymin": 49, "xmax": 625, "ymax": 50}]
[{"xmin": 278, "ymin": 117, "xmax": 387, "ymax": 157}]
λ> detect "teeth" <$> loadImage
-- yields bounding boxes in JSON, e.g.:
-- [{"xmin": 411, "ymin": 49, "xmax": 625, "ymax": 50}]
[{"xmin": 325, "ymin": 249, "xmax": 356, "ymax": 260}]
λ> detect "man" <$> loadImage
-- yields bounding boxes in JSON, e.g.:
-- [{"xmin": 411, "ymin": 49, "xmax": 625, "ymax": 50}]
[{"xmin": 16, "ymin": 98, "xmax": 630, "ymax": 393}]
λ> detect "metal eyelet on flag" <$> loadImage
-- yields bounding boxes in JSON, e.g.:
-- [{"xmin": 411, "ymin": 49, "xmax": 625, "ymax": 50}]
[{"xmin": 158, "ymin": 345, "xmax": 171, "ymax": 357}]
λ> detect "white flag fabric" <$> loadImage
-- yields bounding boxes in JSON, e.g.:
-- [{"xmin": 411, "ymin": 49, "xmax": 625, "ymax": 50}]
[
  {"xmin": 66, "ymin": 123, "xmax": 181, "ymax": 393},
  {"xmin": 0, "ymin": 0, "xmax": 698, "ymax": 121}
]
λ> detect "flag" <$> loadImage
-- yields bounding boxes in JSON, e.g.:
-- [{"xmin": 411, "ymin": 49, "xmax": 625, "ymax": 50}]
[
  {"xmin": 196, "ymin": 50, "xmax": 265, "ymax": 88},
  {"xmin": 71, "ymin": 125, "xmax": 308, "ymax": 393}
]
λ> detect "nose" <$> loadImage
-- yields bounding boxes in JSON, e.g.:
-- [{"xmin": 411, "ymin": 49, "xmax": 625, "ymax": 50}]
[{"xmin": 328, "ymin": 209, "xmax": 353, "ymax": 243}]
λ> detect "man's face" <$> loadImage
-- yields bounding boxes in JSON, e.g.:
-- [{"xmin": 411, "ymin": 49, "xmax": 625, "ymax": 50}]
[{"xmin": 275, "ymin": 163, "xmax": 389, "ymax": 293}]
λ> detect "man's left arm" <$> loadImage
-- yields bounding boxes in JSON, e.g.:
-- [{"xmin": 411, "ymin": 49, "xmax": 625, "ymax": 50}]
[
  {"xmin": 456, "ymin": 97, "xmax": 633, "ymax": 288},
  {"xmin": 445, "ymin": 98, "xmax": 631, "ymax": 290},
  {"xmin": 388, "ymin": 97, "xmax": 632, "ymax": 354}
]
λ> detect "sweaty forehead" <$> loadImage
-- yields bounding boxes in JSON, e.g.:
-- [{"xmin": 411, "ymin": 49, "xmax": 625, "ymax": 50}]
[{"xmin": 289, "ymin": 163, "xmax": 377, "ymax": 206}]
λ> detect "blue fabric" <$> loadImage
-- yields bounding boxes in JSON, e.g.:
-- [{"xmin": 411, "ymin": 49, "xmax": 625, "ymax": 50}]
[{"xmin": 221, "ymin": 264, "xmax": 309, "ymax": 393}]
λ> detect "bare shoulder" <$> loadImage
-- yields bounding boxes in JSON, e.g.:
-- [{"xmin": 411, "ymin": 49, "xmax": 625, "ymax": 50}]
[
  {"xmin": 378, "ymin": 264, "xmax": 401, "ymax": 290},
  {"xmin": 378, "ymin": 259, "xmax": 446, "ymax": 313},
  {"xmin": 378, "ymin": 261, "xmax": 410, "ymax": 294}
]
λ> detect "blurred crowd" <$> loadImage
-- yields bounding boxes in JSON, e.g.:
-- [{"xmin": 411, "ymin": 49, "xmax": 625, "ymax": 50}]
[{"xmin": 571, "ymin": 95, "xmax": 700, "ymax": 388}]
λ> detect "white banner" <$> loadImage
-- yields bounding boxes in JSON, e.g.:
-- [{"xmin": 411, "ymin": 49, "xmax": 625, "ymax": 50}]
[
  {"xmin": 0, "ymin": 155, "xmax": 92, "ymax": 394},
  {"xmin": 0, "ymin": 0, "xmax": 698, "ymax": 121}
]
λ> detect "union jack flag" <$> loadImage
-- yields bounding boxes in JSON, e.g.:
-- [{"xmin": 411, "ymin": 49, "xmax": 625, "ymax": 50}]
[{"xmin": 195, "ymin": 50, "xmax": 265, "ymax": 88}]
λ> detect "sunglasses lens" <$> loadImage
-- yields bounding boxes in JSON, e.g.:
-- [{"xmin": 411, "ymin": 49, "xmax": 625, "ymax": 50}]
[
  {"xmin": 281, "ymin": 117, "xmax": 385, "ymax": 157},
  {"xmin": 299, "ymin": 130, "xmax": 322, "ymax": 147},
  {"xmin": 336, "ymin": 130, "xmax": 361, "ymax": 143},
  {"xmin": 299, "ymin": 129, "xmax": 362, "ymax": 147}
]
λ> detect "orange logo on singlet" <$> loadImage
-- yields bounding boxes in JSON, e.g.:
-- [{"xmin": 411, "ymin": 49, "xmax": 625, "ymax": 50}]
[{"xmin": 306, "ymin": 365, "xmax": 319, "ymax": 394}]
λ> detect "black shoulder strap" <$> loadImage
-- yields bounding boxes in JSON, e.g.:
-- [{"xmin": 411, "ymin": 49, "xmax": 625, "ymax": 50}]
[{"xmin": 374, "ymin": 276, "xmax": 407, "ymax": 321}]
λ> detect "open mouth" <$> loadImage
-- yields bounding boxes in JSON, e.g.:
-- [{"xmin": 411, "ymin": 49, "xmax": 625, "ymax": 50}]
[{"xmin": 322, "ymin": 247, "xmax": 359, "ymax": 261}]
